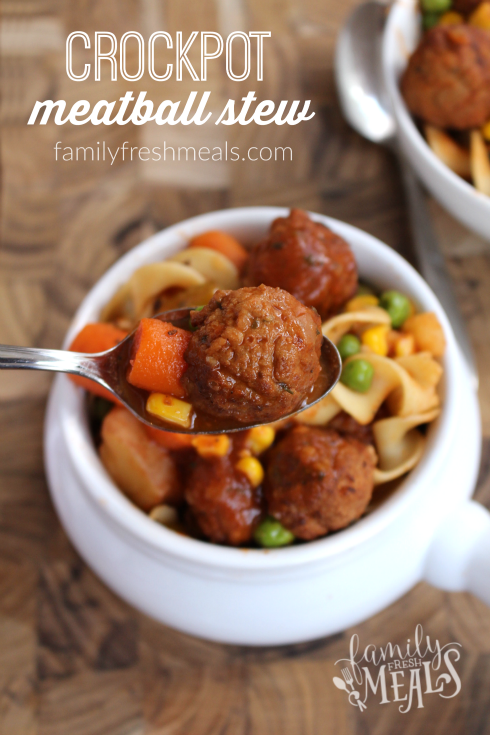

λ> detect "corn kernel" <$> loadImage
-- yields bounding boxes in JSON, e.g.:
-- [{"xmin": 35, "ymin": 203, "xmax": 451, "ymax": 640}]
[
  {"xmin": 246, "ymin": 426, "xmax": 276, "ymax": 455},
  {"xmin": 146, "ymin": 393, "xmax": 193, "ymax": 429},
  {"xmin": 361, "ymin": 325, "xmax": 390, "ymax": 356},
  {"xmin": 345, "ymin": 294, "xmax": 380, "ymax": 312},
  {"xmin": 191, "ymin": 434, "xmax": 230, "ymax": 458},
  {"xmin": 469, "ymin": 1, "xmax": 490, "ymax": 29},
  {"xmin": 482, "ymin": 120, "xmax": 490, "ymax": 142},
  {"xmin": 438, "ymin": 10, "xmax": 464, "ymax": 25},
  {"xmin": 235, "ymin": 457, "xmax": 264, "ymax": 487}
]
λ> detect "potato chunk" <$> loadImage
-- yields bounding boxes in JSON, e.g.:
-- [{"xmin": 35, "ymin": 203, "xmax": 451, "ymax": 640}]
[{"xmin": 99, "ymin": 407, "xmax": 181, "ymax": 511}]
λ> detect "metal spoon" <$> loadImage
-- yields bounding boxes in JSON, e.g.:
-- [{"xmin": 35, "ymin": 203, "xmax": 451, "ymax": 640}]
[
  {"xmin": 0, "ymin": 308, "xmax": 341, "ymax": 434},
  {"xmin": 335, "ymin": 1, "xmax": 478, "ymax": 389}
]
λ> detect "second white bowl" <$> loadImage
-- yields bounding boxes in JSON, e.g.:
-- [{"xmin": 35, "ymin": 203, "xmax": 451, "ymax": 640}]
[{"xmin": 383, "ymin": 0, "xmax": 490, "ymax": 242}]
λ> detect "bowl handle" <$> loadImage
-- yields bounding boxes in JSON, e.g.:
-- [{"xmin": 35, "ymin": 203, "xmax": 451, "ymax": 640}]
[{"xmin": 424, "ymin": 500, "xmax": 490, "ymax": 606}]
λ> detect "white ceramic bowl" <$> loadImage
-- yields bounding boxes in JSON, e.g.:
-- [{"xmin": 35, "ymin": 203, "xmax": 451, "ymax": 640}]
[
  {"xmin": 383, "ymin": 0, "xmax": 490, "ymax": 242},
  {"xmin": 44, "ymin": 207, "xmax": 485, "ymax": 646}
]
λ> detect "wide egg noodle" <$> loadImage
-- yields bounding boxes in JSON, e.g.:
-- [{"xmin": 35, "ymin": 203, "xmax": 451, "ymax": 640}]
[
  {"xmin": 321, "ymin": 306, "xmax": 391, "ymax": 344},
  {"xmin": 372, "ymin": 407, "xmax": 441, "ymax": 485},
  {"xmin": 330, "ymin": 353, "xmax": 441, "ymax": 425},
  {"xmin": 100, "ymin": 262, "xmax": 206, "ymax": 323},
  {"xmin": 425, "ymin": 124, "xmax": 471, "ymax": 179},
  {"xmin": 296, "ymin": 352, "xmax": 442, "ymax": 429},
  {"xmin": 169, "ymin": 247, "xmax": 240, "ymax": 290},
  {"xmin": 100, "ymin": 281, "xmax": 133, "ymax": 323},
  {"xmin": 386, "ymin": 353, "xmax": 442, "ymax": 417},
  {"xmin": 294, "ymin": 393, "xmax": 342, "ymax": 426},
  {"xmin": 373, "ymin": 433, "xmax": 424, "ymax": 485},
  {"xmin": 395, "ymin": 352, "xmax": 443, "ymax": 389},
  {"xmin": 470, "ymin": 129, "xmax": 490, "ymax": 196},
  {"xmin": 330, "ymin": 361, "xmax": 398, "ymax": 425}
]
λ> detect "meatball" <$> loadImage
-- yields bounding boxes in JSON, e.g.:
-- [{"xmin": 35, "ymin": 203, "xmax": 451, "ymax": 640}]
[
  {"xmin": 265, "ymin": 426, "xmax": 377, "ymax": 540},
  {"xmin": 244, "ymin": 209, "xmax": 357, "ymax": 319},
  {"xmin": 185, "ymin": 455, "xmax": 262, "ymax": 545},
  {"xmin": 401, "ymin": 25, "xmax": 490, "ymax": 130},
  {"xmin": 183, "ymin": 285, "xmax": 322, "ymax": 425}
]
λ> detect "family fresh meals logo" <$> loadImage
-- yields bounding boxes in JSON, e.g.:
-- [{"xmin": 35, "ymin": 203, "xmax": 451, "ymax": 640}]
[{"xmin": 333, "ymin": 625, "xmax": 462, "ymax": 713}]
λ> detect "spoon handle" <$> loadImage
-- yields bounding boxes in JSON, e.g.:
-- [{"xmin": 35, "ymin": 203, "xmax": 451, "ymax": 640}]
[
  {"xmin": 0, "ymin": 344, "xmax": 103, "ymax": 382},
  {"xmin": 399, "ymin": 160, "xmax": 479, "ymax": 391}
]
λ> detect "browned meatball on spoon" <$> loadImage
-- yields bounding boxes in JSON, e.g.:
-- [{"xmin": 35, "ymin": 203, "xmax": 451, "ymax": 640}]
[{"xmin": 183, "ymin": 285, "xmax": 323, "ymax": 426}]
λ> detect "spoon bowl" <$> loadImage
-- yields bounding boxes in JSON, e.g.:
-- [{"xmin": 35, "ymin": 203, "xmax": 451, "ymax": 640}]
[
  {"xmin": 0, "ymin": 307, "xmax": 341, "ymax": 434},
  {"xmin": 335, "ymin": 1, "xmax": 395, "ymax": 146}
]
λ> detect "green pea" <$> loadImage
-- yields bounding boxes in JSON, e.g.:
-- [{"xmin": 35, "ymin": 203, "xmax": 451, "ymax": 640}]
[
  {"xmin": 340, "ymin": 359, "xmax": 374, "ymax": 393},
  {"xmin": 254, "ymin": 516, "xmax": 295, "ymax": 548},
  {"xmin": 338, "ymin": 334, "xmax": 361, "ymax": 361},
  {"xmin": 422, "ymin": 11, "xmax": 442, "ymax": 29},
  {"xmin": 379, "ymin": 290, "xmax": 411, "ymax": 328},
  {"xmin": 421, "ymin": 0, "xmax": 451, "ymax": 13}
]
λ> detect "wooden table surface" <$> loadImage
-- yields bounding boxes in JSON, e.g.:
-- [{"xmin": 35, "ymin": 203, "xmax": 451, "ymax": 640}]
[{"xmin": 2, "ymin": 0, "xmax": 490, "ymax": 732}]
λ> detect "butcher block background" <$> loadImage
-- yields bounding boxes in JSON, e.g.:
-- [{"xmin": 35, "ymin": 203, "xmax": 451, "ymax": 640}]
[{"xmin": 2, "ymin": 0, "xmax": 490, "ymax": 733}]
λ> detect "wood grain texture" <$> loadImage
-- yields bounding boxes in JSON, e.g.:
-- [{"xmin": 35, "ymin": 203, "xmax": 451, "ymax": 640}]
[{"xmin": 1, "ymin": 0, "xmax": 490, "ymax": 732}]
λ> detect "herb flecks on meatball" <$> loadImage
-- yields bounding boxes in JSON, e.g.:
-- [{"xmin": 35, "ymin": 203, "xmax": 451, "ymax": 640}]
[
  {"xmin": 182, "ymin": 285, "xmax": 322, "ymax": 425},
  {"xmin": 265, "ymin": 426, "xmax": 377, "ymax": 540},
  {"xmin": 401, "ymin": 25, "xmax": 490, "ymax": 130},
  {"xmin": 244, "ymin": 209, "xmax": 358, "ymax": 319}
]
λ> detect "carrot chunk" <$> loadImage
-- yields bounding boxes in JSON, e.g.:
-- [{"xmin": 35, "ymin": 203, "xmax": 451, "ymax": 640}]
[
  {"xmin": 188, "ymin": 230, "xmax": 249, "ymax": 271},
  {"xmin": 69, "ymin": 322, "xmax": 127, "ymax": 354},
  {"xmin": 68, "ymin": 322, "xmax": 127, "ymax": 401},
  {"xmin": 402, "ymin": 312, "xmax": 446, "ymax": 358},
  {"xmin": 127, "ymin": 318, "xmax": 191, "ymax": 398}
]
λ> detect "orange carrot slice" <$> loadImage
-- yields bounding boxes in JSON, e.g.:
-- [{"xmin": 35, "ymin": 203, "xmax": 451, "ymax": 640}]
[
  {"xmin": 69, "ymin": 323, "xmax": 127, "ymax": 402},
  {"xmin": 127, "ymin": 318, "xmax": 191, "ymax": 398},
  {"xmin": 188, "ymin": 230, "xmax": 249, "ymax": 271},
  {"xmin": 69, "ymin": 322, "xmax": 127, "ymax": 354},
  {"xmin": 144, "ymin": 426, "xmax": 194, "ymax": 450}
]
